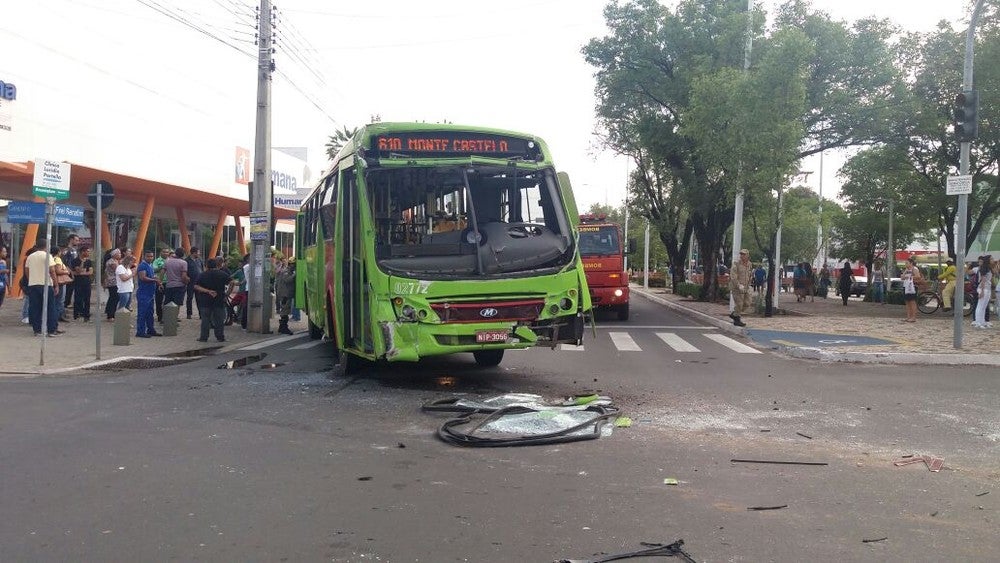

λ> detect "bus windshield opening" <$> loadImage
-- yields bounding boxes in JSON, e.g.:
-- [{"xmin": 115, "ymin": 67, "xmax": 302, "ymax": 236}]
[{"xmin": 368, "ymin": 165, "xmax": 574, "ymax": 278}]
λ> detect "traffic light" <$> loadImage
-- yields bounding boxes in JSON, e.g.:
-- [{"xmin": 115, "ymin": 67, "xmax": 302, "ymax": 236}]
[{"xmin": 953, "ymin": 90, "xmax": 979, "ymax": 142}]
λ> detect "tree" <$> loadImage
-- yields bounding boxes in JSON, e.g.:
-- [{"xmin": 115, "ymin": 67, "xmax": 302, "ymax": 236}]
[
  {"xmin": 325, "ymin": 126, "xmax": 359, "ymax": 160},
  {"xmin": 585, "ymin": 0, "xmax": 909, "ymax": 301}
]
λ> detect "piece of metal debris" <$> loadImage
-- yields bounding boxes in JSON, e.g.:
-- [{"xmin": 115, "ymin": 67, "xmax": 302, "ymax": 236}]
[
  {"xmin": 862, "ymin": 537, "xmax": 888, "ymax": 543},
  {"xmin": 975, "ymin": 491, "xmax": 990, "ymax": 497},
  {"xmin": 555, "ymin": 538, "xmax": 696, "ymax": 563},
  {"xmin": 795, "ymin": 432, "xmax": 813, "ymax": 440},
  {"xmin": 893, "ymin": 455, "xmax": 943, "ymax": 472},
  {"xmin": 747, "ymin": 505, "xmax": 787, "ymax": 511},
  {"xmin": 731, "ymin": 459, "xmax": 828, "ymax": 466}
]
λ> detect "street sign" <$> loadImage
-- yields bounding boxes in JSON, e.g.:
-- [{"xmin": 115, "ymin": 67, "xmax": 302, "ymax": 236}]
[
  {"xmin": 7, "ymin": 200, "xmax": 46, "ymax": 224},
  {"xmin": 87, "ymin": 180, "xmax": 115, "ymax": 209},
  {"xmin": 946, "ymin": 175, "xmax": 973, "ymax": 195},
  {"xmin": 32, "ymin": 158, "xmax": 71, "ymax": 199},
  {"xmin": 249, "ymin": 210, "xmax": 269, "ymax": 241},
  {"xmin": 54, "ymin": 204, "xmax": 84, "ymax": 227}
]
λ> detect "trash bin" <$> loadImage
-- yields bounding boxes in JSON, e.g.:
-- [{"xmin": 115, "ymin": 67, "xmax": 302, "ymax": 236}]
[
  {"xmin": 162, "ymin": 303, "xmax": 179, "ymax": 336},
  {"xmin": 114, "ymin": 308, "xmax": 132, "ymax": 346}
]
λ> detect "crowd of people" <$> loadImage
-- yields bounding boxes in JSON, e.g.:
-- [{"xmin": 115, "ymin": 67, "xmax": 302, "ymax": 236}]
[
  {"xmin": 0, "ymin": 236, "xmax": 297, "ymax": 342},
  {"xmin": 727, "ymin": 251, "xmax": 999, "ymax": 328}
]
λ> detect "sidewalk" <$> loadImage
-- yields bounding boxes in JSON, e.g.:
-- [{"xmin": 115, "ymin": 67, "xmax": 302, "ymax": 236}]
[
  {"xmin": 0, "ymin": 293, "xmax": 308, "ymax": 376},
  {"xmin": 633, "ymin": 285, "xmax": 1000, "ymax": 366}
]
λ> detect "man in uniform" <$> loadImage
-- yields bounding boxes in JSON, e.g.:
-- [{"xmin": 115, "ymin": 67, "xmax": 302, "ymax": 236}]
[
  {"xmin": 938, "ymin": 259, "xmax": 956, "ymax": 312},
  {"xmin": 728, "ymin": 249, "xmax": 753, "ymax": 327}
]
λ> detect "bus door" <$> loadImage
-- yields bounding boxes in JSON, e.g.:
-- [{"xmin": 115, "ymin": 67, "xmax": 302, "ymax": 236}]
[{"xmin": 341, "ymin": 168, "xmax": 373, "ymax": 353}]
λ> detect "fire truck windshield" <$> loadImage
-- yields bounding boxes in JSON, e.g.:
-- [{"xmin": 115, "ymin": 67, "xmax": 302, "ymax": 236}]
[{"xmin": 578, "ymin": 226, "xmax": 620, "ymax": 257}]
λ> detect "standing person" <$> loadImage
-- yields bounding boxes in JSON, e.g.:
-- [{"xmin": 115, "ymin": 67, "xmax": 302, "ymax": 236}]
[
  {"xmin": 51, "ymin": 245, "xmax": 73, "ymax": 322},
  {"xmin": 60, "ymin": 234, "xmax": 79, "ymax": 310},
  {"xmin": 184, "ymin": 247, "xmax": 204, "ymax": 320},
  {"xmin": 152, "ymin": 247, "xmax": 170, "ymax": 323},
  {"xmin": 0, "ymin": 246, "xmax": 9, "ymax": 314},
  {"xmin": 194, "ymin": 258, "xmax": 232, "ymax": 343},
  {"xmin": 992, "ymin": 259, "xmax": 1000, "ymax": 324},
  {"xmin": 104, "ymin": 249, "xmax": 122, "ymax": 321},
  {"xmin": 25, "ymin": 241, "xmax": 63, "ymax": 336},
  {"xmin": 752, "ymin": 264, "xmax": 765, "ymax": 293},
  {"xmin": 135, "ymin": 250, "xmax": 163, "ymax": 337},
  {"xmin": 274, "ymin": 258, "xmax": 296, "ymax": 334},
  {"xmin": 71, "ymin": 246, "xmax": 94, "ymax": 321},
  {"xmin": 727, "ymin": 249, "xmax": 752, "ymax": 327},
  {"xmin": 901, "ymin": 256, "xmax": 922, "ymax": 322},
  {"xmin": 872, "ymin": 258, "xmax": 887, "ymax": 305},
  {"xmin": 792, "ymin": 263, "xmax": 806, "ymax": 302},
  {"xmin": 938, "ymin": 259, "xmax": 957, "ymax": 311},
  {"xmin": 838, "ymin": 261, "xmax": 853, "ymax": 306},
  {"xmin": 818, "ymin": 264, "xmax": 831, "ymax": 298},
  {"xmin": 971, "ymin": 255, "xmax": 993, "ymax": 329},
  {"xmin": 163, "ymin": 248, "xmax": 190, "ymax": 310},
  {"xmin": 115, "ymin": 255, "xmax": 136, "ymax": 312}
]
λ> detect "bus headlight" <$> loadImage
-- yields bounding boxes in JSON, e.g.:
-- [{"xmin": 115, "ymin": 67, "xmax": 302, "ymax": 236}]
[
  {"xmin": 559, "ymin": 298, "xmax": 573, "ymax": 311},
  {"xmin": 401, "ymin": 305, "xmax": 416, "ymax": 320},
  {"xmin": 614, "ymin": 289, "xmax": 623, "ymax": 297}
]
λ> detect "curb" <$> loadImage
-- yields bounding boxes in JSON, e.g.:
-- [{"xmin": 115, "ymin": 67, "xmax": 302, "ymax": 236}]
[{"xmin": 632, "ymin": 287, "xmax": 1000, "ymax": 366}]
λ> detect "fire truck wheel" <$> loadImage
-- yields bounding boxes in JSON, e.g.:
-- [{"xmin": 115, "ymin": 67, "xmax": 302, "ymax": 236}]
[{"xmin": 617, "ymin": 303, "xmax": 630, "ymax": 321}]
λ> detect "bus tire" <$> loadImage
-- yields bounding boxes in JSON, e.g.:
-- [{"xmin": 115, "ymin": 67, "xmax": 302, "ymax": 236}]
[
  {"xmin": 473, "ymin": 349, "xmax": 504, "ymax": 367},
  {"xmin": 617, "ymin": 303, "xmax": 630, "ymax": 321},
  {"xmin": 308, "ymin": 318, "xmax": 323, "ymax": 340}
]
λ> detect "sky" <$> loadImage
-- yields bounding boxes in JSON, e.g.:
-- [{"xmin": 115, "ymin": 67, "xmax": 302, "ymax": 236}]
[{"xmin": 0, "ymin": 0, "xmax": 967, "ymax": 210}]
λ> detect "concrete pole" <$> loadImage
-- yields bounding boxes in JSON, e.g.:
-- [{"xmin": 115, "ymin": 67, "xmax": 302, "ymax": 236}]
[
  {"xmin": 887, "ymin": 199, "xmax": 894, "ymax": 276},
  {"xmin": 623, "ymin": 203, "xmax": 629, "ymax": 275},
  {"xmin": 643, "ymin": 220, "xmax": 650, "ymax": 289},
  {"xmin": 730, "ymin": 0, "xmax": 754, "ymax": 313},
  {"xmin": 249, "ymin": 0, "xmax": 274, "ymax": 334},
  {"xmin": 955, "ymin": 0, "xmax": 986, "ymax": 349}
]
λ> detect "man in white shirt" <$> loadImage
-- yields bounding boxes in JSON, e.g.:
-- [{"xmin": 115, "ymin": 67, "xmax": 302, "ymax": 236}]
[{"xmin": 24, "ymin": 241, "xmax": 63, "ymax": 336}]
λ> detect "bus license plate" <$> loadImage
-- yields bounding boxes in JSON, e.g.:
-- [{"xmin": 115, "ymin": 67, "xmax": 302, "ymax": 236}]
[{"xmin": 475, "ymin": 330, "xmax": 509, "ymax": 343}]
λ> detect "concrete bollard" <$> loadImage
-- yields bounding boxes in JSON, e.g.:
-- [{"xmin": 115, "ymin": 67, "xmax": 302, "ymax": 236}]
[
  {"xmin": 162, "ymin": 303, "xmax": 179, "ymax": 336},
  {"xmin": 114, "ymin": 308, "xmax": 132, "ymax": 346}
]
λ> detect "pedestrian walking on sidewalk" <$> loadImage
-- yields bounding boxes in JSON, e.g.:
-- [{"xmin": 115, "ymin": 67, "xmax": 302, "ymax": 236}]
[
  {"xmin": 274, "ymin": 258, "xmax": 296, "ymax": 334},
  {"xmin": 971, "ymin": 255, "xmax": 993, "ymax": 329},
  {"xmin": 728, "ymin": 249, "xmax": 752, "ymax": 327},
  {"xmin": 901, "ymin": 256, "xmax": 922, "ymax": 322},
  {"xmin": 194, "ymin": 258, "xmax": 232, "ymax": 343},
  {"xmin": 104, "ymin": 249, "xmax": 121, "ymax": 321},
  {"xmin": 872, "ymin": 258, "xmax": 887, "ymax": 305},
  {"xmin": 71, "ymin": 246, "xmax": 93, "ymax": 321},
  {"xmin": 793, "ymin": 263, "xmax": 807, "ymax": 302},
  {"xmin": 0, "ymin": 245, "xmax": 9, "ymax": 314},
  {"xmin": 838, "ymin": 261, "xmax": 853, "ymax": 306},
  {"xmin": 135, "ymin": 250, "xmax": 163, "ymax": 337}
]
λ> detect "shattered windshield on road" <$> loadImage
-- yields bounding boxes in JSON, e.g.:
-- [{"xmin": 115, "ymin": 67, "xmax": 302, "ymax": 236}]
[{"xmin": 367, "ymin": 165, "xmax": 574, "ymax": 278}]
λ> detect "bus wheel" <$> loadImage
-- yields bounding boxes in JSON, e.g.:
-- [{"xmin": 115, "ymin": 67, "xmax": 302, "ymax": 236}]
[
  {"xmin": 308, "ymin": 318, "xmax": 323, "ymax": 340},
  {"xmin": 617, "ymin": 303, "xmax": 630, "ymax": 321},
  {"xmin": 473, "ymin": 349, "xmax": 504, "ymax": 367}
]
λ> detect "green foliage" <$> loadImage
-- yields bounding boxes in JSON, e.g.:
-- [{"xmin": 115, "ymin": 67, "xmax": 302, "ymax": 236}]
[
  {"xmin": 674, "ymin": 282, "xmax": 703, "ymax": 299},
  {"xmin": 325, "ymin": 126, "xmax": 359, "ymax": 161}
]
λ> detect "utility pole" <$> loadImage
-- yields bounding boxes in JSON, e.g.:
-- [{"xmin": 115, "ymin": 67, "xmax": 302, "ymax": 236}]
[
  {"xmin": 954, "ymin": 0, "xmax": 987, "ymax": 349},
  {"xmin": 248, "ymin": 0, "xmax": 274, "ymax": 333},
  {"xmin": 730, "ymin": 0, "xmax": 754, "ymax": 314}
]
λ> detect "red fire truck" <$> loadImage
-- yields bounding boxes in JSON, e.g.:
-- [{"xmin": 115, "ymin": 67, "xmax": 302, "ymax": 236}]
[{"xmin": 578, "ymin": 214, "xmax": 630, "ymax": 320}]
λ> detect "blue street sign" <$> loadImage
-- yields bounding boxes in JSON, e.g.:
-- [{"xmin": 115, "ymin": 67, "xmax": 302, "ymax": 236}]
[
  {"xmin": 7, "ymin": 201, "xmax": 46, "ymax": 224},
  {"xmin": 6, "ymin": 200, "xmax": 84, "ymax": 227},
  {"xmin": 54, "ymin": 204, "xmax": 84, "ymax": 227}
]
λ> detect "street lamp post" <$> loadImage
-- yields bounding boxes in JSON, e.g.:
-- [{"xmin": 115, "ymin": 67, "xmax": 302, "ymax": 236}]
[{"xmin": 730, "ymin": 0, "xmax": 754, "ymax": 314}]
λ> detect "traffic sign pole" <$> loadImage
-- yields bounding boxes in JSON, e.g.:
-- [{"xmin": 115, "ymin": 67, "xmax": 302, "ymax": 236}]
[
  {"xmin": 39, "ymin": 198, "xmax": 55, "ymax": 366},
  {"xmin": 95, "ymin": 185, "xmax": 103, "ymax": 360}
]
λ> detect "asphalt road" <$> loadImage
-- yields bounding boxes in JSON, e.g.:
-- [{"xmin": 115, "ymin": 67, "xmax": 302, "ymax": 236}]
[{"xmin": 1, "ymin": 296, "xmax": 997, "ymax": 562}]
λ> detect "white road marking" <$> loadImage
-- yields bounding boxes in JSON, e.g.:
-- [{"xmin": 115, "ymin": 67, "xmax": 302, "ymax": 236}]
[
  {"xmin": 703, "ymin": 333, "xmax": 762, "ymax": 354},
  {"xmin": 238, "ymin": 332, "xmax": 309, "ymax": 351},
  {"xmin": 595, "ymin": 325, "xmax": 716, "ymax": 330},
  {"xmin": 609, "ymin": 332, "xmax": 642, "ymax": 351},
  {"xmin": 656, "ymin": 332, "xmax": 700, "ymax": 352},
  {"xmin": 560, "ymin": 343, "xmax": 586, "ymax": 351},
  {"xmin": 288, "ymin": 339, "xmax": 329, "ymax": 350}
]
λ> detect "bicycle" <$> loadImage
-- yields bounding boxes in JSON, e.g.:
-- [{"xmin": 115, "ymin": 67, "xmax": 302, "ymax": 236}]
[{"xmin": 916, "ymin": 281, "xmax": 974, "ymax": 316}]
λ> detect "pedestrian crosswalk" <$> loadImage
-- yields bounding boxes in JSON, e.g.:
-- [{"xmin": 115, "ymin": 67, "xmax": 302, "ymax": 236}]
[
  {"xmin": 560, "ymin": 330, "xmax": 761, "ymax": 354},
  {"xmin": 242, "ymin": 328, "xmax": 762, "ymax": 356}
]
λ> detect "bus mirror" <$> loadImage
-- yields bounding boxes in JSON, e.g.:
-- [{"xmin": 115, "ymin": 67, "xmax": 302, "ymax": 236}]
[{"xmin": 627, "ymin": 238, "xmax": 637, "ymax": 254}]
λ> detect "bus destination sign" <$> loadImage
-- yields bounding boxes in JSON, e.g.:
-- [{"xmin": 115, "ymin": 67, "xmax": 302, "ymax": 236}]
[{"xmin": 372, "ymin": 132, "xmax": 541, "ymax": 160}]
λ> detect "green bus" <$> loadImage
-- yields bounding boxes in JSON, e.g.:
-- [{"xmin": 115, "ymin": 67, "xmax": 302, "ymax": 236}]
[{"xmin": 295, "ymin": 122, "xmax": 591, "ymax": 371}]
